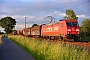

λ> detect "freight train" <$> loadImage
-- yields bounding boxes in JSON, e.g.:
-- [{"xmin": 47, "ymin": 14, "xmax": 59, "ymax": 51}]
[{"xmin": 14, "ymin": 19, "xmax": 80, "ymax": 41}]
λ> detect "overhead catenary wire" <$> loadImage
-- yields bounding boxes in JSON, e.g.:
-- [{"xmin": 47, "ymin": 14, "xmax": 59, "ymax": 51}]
[
  {"xmin": 42, "ymin": 1, "xmax": 90, "ymax": 24},
  {"xmin": 58, "ymin": 1, "xmax": 90, "ymax": 19},
  {"xmin": 70, "ymin": 1, "xmax": 90, "ymax": 9},
  {"xmin": 54, "ymin": 0, "xmax": 90, "ymax": 14}
]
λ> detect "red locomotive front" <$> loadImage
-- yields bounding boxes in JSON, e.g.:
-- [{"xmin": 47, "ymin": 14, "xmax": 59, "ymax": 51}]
[
  {"xmin": 41, "ymin": 20, "xmax": 80, "ymax": 41},
  {"xmin": 66, "ymin": 20, "xmax": 80, "ymax": 39}
]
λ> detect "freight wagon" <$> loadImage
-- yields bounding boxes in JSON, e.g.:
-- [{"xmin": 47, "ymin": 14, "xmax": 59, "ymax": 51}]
[
  {"xmin": 23, "ymin": 27, "xmax": 31, "ymax": 37},
  {"xmin": 10, "ymin": 30, "xmax": 17, "ymax": 35},
  {"xmin": 17, "ymin": 30, "xmax": 23, "ymax": 35},
  {"xmin": 30, "ymin": 25, "xmax": 42, "ymax": 37}
]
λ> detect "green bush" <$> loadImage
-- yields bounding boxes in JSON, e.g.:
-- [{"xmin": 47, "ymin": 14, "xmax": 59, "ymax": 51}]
[{"xmin": 80, "ymin": 32, "xmax": 90, "ymax": 41}]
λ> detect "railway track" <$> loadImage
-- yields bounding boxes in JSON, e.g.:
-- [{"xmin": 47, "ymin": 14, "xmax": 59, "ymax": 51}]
[
  {"xmin": 53, "ymin": 39, "xmax": 90, "ymax": 47},
  {"xmin": 33, "ymin": 38, "xmax": 90, "ymax": 51},
  {"xmin": 30, "ymin": 37, "xmax": 90, "ymax": 47}
]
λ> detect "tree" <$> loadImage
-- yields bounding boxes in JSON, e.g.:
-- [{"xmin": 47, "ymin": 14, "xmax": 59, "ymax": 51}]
[
  {"xmin": 32, "ymin": 23, "xmax": 38, "ymax": 27},
  {"xmin": 81, "ymin": 18, "xmax": 90, "ymax": 37},
  {"xmin": 0, "ymin": 16, "xmax": 17, "ymax": 34},
  {"xmin": 64, "ymin": 9, "xmax": 78, "ymax": 20}
]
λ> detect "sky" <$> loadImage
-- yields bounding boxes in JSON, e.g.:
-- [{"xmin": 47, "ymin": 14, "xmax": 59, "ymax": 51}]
[{"xmin": 0, "ymin": 0, "xmax": 90, "ymax": 32}]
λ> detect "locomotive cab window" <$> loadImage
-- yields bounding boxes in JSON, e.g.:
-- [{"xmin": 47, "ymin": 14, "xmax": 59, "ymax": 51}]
[{"xmin": 66, "ymin": 22, "xmax": 78, "ymax": 26}]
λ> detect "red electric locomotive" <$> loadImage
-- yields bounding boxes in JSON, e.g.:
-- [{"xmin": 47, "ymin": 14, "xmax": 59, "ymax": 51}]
[{"xmin": 41, "ymin": 20, "xmax": 80, "ymax": 41}]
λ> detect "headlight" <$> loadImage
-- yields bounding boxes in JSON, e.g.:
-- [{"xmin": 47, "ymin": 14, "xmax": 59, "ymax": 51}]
[
  {"xmin": 76, "ymin": 29, "xmax": 79, "ymax": 31},
  {"xmin": 68, "ymin": 29, "xmax": 71, "ymax": 31},
  {"xmin": 76, "ymin": 32, "xmax": 80, "ymax": 34},
  {"xmin": 68, "ymin": 32, "xmax": 70, "ymax": 34}
]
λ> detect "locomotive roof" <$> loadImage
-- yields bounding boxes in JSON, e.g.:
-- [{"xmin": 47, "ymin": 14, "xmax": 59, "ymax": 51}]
[
  {"xmin": 59, "ymin": 19, "xmax": 78, "ymax": 22},
  {"xmin": 43, "ymin": 20, "xmax": 78, "ymax": 26}
]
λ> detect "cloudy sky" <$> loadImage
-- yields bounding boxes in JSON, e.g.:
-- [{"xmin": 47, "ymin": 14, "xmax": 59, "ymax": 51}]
[{"xmin": 0, "ymin": 0, "xmax": 90, "ymax": 32}]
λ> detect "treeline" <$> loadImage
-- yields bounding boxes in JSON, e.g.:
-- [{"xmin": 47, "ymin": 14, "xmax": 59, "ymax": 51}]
[{"xmin": 81, "ymin": 18, "xmax": 90, "ymax": 41}]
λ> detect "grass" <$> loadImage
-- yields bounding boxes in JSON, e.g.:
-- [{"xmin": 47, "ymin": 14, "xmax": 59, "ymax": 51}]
[
  {"xmin": 8, "ymin": 35, "xmax": 90, "ymax": 60},
  {"xmin": 0, "ymin": 35, "xmax": 3, "ymax": 46}
]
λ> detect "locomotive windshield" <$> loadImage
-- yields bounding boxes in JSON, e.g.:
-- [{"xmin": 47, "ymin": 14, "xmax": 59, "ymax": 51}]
[{"xmin": 66, "ymin": 22, "xmax": 78, "ymax": 26}]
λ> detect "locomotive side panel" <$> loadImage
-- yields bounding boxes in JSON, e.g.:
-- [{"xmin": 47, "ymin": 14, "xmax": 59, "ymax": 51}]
[
  {"xmin": 41, "ymin": 21, "xmax": 67, "ymax": 37},
  {"xmin": 41, "ymin": 22, "xmax": 61, "ymax": 36},
  {"xmin": 59, "ymin": 21, "xmax": 67, "ymax": 37}
]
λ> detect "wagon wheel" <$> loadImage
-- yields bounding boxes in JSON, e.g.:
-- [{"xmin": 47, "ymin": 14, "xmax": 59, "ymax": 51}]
[
  {"xmin": 55, "ymin": 36, "xmax": 59, "ymax": 40},
  {"xmin": 74, "ymin": 37, "xmax": 78, "ymax": 42},
  {"xmin": 60, "ymin": 36, "xmax": 63, "ymax": 41}
]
